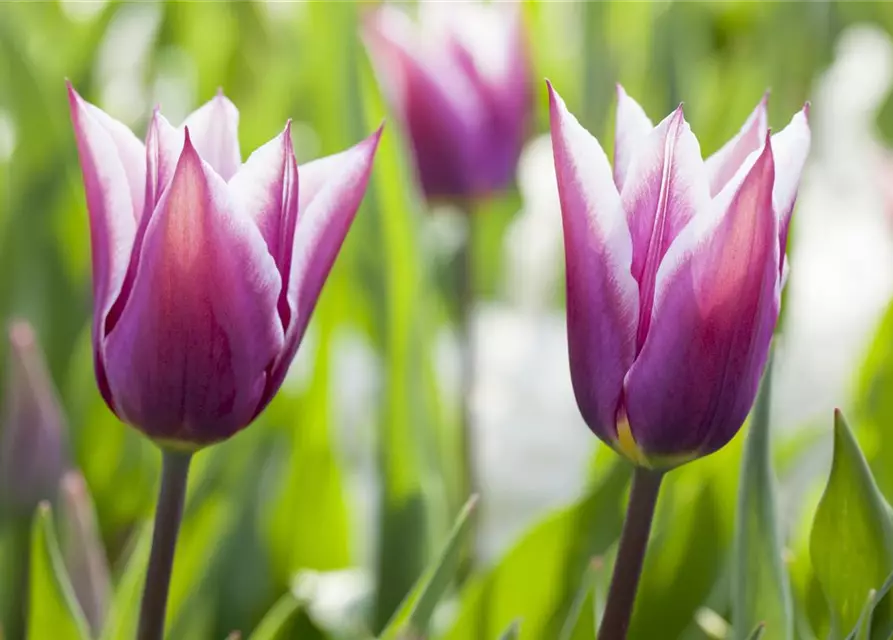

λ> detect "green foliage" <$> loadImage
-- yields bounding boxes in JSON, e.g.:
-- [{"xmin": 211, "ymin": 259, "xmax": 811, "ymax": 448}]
[
  {"xmin": 733, "ymin": 358, "xmax": 792, "ymax": 640},
  {"xmin": 27, "ymin": 503, "xmax": 90, "ymax": 640},
  {"xmin": 3, "ymin": 2, "xmax": 893, "ymax": 640},
  {"xmin": 810, "ymin": 411, "xmax": 893, "ymax": 639}
]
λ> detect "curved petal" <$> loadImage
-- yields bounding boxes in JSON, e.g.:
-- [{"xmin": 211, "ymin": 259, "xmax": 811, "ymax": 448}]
[
  {"xmin": 362, "ymin": 7, "xmax": 484, "ymax": 198},
  {"xmin": 613, "ymin": 85, "xmax": 653, "ymax": 192},
  {"xmin": 621, "ymin": 106, "xmax": 711, "ymax": 350},
  {"xmin": 103, "ymin": 130, "xmax": 284, "ymax": 446},
  {"xmin": 623, "ymin": 137, "xmax": 779, "ymax": 459},
  {"xmin": 258, "ymin": 125, "xmax": 383, "ymax": 411},
  {"xmin": 182, "ymin": 92, "xmax": 242, "ymax": 181},
  {"xmin": 67, "ymin": 84, "xmax": 145, "ymax": 410},
  {"xmin": 229, "ymin": 122, "xmax": 299, "ymax": 327},
  {"xmin": 144, "ymin": 109, "xmax": 183, "ymax": 214},
  {"xmin": 548, "ymin": 82, "xmax": 638, "ymax": 442},
  {"xmin": 771, "ymin": 104, "xmax": 811, "ymax": 255},
  {"xmin": 705, "ymin": 93, "xmax": 769, "ymax": 196}
]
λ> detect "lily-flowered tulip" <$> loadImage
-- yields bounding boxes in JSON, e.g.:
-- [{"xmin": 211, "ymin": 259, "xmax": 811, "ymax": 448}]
[
  {"xmin": 68, "ymin": 85, "xmax": 382, "ymax": 447},
  {"xmin": 548, "ymin": 83, "xmax": 810, "ymax": 467},
  {"xmin": 0, "ymin": 321, "xmax": 68, "ymax": 510},
  {"xmin": 363, "ymin": 1, "xmax": 530, "ymax": 201}
]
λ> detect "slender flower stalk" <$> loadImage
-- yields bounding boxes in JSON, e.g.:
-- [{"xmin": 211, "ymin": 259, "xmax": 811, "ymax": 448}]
[
  {"xmin": 456, "ymin": 204, "xmax": 478, "ymax": 510},
  {"xmin": 137, "ymin": 451, "xmax": 191, "ymax": 640},
  {"xmin": 598, "ymin": 467, "xmax": 663, "ymax": 639}
]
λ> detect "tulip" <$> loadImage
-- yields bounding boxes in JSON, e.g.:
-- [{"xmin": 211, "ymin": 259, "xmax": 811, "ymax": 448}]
[
  {"xmin": 57, "ymin": 471, "xmax": 111, "ymax": 635},
  {"xmin": 67, "ymin": 84, "xmax": 382, "ymax": 448},
  {"xmin": 0, "ymin": 321, "xmax": 68, "ymax": 511},
  {"xmin": 548, "ymin": 83, "xmax": 810, "ymax": 468},
  {"xmin": 363, "ymin": 1, "xmax": 530, "ymax": 201}
]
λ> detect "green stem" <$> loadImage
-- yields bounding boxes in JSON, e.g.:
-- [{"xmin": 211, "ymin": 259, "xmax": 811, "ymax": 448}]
[
  {"xmin": 598, "ymin": 466, "xmax": 664, "ymax": 639},
  {"xmin": 137, "ymin": 449, "xmax": 192, "ymax": 640},
  {"xmin": 456, "ymin": 208, "xmax": 478, "ymax": 508}
]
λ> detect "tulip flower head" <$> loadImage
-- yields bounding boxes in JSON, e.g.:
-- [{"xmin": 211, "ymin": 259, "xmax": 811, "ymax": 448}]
[
  {"xmin": 363, "ymin": 0, "xmax": 530, "ymax": 202},
  {"xmin": 68, "ymin": 84, "xmax": 382, "ymax": 448},
  {"xmin": 0, "ymin": 321, "xmax": 68, "ymax": 510},
  {"xmin": 548, "ymin": 83, "xmax": 810, "ymax": 468}
]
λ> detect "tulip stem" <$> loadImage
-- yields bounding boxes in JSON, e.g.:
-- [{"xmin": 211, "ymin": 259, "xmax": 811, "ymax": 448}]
[
  {"xmin": 457, "ymin": 208, "xmax": 479, "ymax": 525},
  {"xmin": 137, "ymin": 449, "xmax": 192, "ymax": 640},
  {"xmin": 598, "ymin": 465, "xmax": 664, "ymax": 639}
]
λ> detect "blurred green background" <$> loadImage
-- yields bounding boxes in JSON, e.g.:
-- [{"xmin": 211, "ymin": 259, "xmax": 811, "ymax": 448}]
[{"xmin": 3, "ymin": 1, "xmax": 893, "ymax": 639}]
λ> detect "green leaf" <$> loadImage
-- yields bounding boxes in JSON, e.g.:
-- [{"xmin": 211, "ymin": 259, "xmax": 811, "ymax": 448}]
[
  {"xmin": 845, "ymin": 569, "xmax": 893, "ymax": 640},
  {"xmin": 558, "ymin": 558, "xmax": 601, "ymax": 640},
  {"xmin": 496, "ymin": 620, "xmax": 520, "ymax": 640},
  {"xmin": 809, "ymin": 410, "xmax": 893, "ymax": 638},
  {"xmin": 442, "ymin": 459, "xmax": 631, "ymax": 640},
  {"xmin": 380, "ymin": 495, "xmax": 479, "ymax": 640},
  {"xmin": 746, "ymin": 622, "xmax": 767, "ymax": 640},
  {"xmin": 27, "ymin": 502, "xmax": 90, "ymax": 640},
  {"xmin": 100, "ymin": 523, "xmax": 152, "ymax": 640},
  {"xmin": 732, "ymin": 357, "xmax": 792, "ymax": 639},
  {"xmin": 248, "ymin": 592, "xmax": 301, "ymax": 640}
]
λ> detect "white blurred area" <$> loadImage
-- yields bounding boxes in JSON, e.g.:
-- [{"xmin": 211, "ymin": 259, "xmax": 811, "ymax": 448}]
[{"xmin": 773, "ymin": 25, "xmax": 893, "ymax": 430}]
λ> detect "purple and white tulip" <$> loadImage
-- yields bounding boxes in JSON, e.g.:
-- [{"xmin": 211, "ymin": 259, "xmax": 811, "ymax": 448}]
[
  {"xmin": 549, "ymin": 83, "xmax": 810, "ymax": 467},
  {"xmin": 68, "ymin": 85, "xmax": 382, "ymax": 448}
]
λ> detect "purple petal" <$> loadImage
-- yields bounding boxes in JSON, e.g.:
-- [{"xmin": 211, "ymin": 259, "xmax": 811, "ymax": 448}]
[
  {"xmin": 259, "ymin": 125, "xmax": 383, "ymax": 409},
  {"xmin": 67, "ymin": 84, "xmax": 145, "ymax": 407},
  {"xmin": 623, "ymin": 136, "xmax": 780, "ymax": 459},
  {"xmin": 144, "ymin": 108, "xmax": 183, "ymax": 214},
  {"xmin": 704, "ymin": 93, "xmax": 769, "ymax": 197},
  {"xmin": 103, "ymin": 130, "xmax": 284, "ymax": 446},
  {"xmin": 362, "ymin": 7, "xmax": 484, "ymax": 198},
  {"xmin": 182, "ymin": 92, "xmax": 242, "ymax": 181},
  {"xmin": 771, "ymin": 105, "xmax": 811, "ymax": 255},
  {"xmin": 613, "ymin": 85, "xmax": 653, "ymax": 192},
  {"xmin": 621, "ymin": 106, "xmax": 711, "ymax": 351},
  {"xmin": 548, "ymin": 82, "xmax": 638, "ymax": 443},
  {"xmin": 228, "ymin": 122, "xmax": 299, "ymax": 298}
]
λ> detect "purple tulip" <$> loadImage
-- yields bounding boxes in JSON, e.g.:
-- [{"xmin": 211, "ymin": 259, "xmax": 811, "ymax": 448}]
[
  {"xmin": 0, "ymin": 321, "xmax": 68, "ymax": 510},
  {"xmin": 68, "ymin": 85, "xmax": 382, "ymax": 448},
  {"xmin": 548, "ymin": 83, "xmax": 810, "ymax": 467},
  {"xmin": 363, "ymin": 1, "xmax": 530, "ymax": 202}
]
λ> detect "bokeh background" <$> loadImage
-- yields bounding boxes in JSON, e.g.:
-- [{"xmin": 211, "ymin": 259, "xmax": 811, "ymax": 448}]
[{"xmin": 3, "ymin": 1, "xmax": 893, "ymax": 639}]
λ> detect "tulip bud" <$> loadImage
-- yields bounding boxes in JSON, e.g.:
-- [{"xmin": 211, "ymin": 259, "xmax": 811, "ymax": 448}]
[
  {"xmin": 548, "ymin": 83, "xmax": 810, "ymax": 467},
  {"xmin": 67, "ymin": 85, "xmax": 382, "ymax": 448},
  {"xmin": 0, "ymin": 321, "xmax": 68, "ymax": 510},
  {"xmin": 363, "ymin": 1, "xmax": 531, "ymax": 202},
  {"xmin": 57, "ymin": 471, "xmax": 111, "ymax": 634}
]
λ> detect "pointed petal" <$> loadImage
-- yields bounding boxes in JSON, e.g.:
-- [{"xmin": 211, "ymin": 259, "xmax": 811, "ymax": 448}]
[
  {"xmin": 67, "ymin": 85, "xmax": 143, "ymax": 372},
  {"xmin": 103, "ymin": 131, "xmax": 284, "ymax": 445},
  {"xmin": 58, "ymin": 471, "xmax": 110, "ymax": 635},
  {"xmin": 613, "ymin": 85, "xmax": 654, "ymax": 192},
  {"xmin": 705, "ymin": 94, "xmax": 769, "ymax": 196},
  {"xmin": 144, "ymin": 109, "xmax": 183, "ymax": 213},
  {"xmin": 0, "ymin": 322, "xmax": 67, "ymax": 509},
  {"xmin": 362, "ymin": 7, "xmax": 484, "ymax": 198},
  {"xmin": 258, "ymin": 126, "xmax": 383, "ymax": 409},
  {"xmin": 228, "ymin": 122, "xmax": 299, "ymax": 306},
  {"xmin": 771, "ymin": 105, "xmax": 811, "ymax": 253},
  {"xmin": 624, "ymin": 138, "xmax": 780, "ymax": 458},
  {"xmin": 548, "ymin": 82, "xmax": 638, "ymax": 442},
  {"xmin": 182, "ymin": 92, "xmax": 241, "ymax": 181},
  {"xmin": 622, "ymin": 106, "xmax": 711, "ymax": 349}
]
